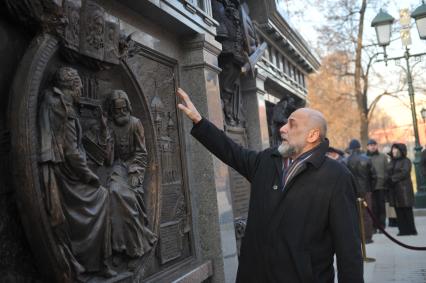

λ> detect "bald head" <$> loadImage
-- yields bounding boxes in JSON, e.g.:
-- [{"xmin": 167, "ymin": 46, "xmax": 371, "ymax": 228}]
[
  {"xmin": 294, "ymin": 108, "xmax": 328, "ymax": 141},
  {"xmin": 278, "ymin": 108, "xmax": 327, "ymax": 159}
]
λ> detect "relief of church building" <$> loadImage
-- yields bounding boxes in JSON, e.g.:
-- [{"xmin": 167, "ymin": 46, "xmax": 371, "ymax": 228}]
[{"xmin": 0, "ymin": 0, "xmax": 318, "ymax": 282}]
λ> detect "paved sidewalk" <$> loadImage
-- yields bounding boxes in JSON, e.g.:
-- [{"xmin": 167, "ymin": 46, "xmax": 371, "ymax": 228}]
[{"xmin": 363, "ymin": 214, "xmax": 426, "ymax": 283}]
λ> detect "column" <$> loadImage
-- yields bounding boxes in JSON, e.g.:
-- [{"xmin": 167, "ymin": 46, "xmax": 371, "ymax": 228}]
[
  {"xmin": 180, "ymin": 33, "xmax": 238, "ymax": 283},
  {"xmin": 241, "ymin": 72, "xmax": 270, "ymax": 151}
]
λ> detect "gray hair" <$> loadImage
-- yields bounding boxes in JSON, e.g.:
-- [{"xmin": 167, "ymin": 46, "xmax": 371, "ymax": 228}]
[{"xmin": 107, "ymin": 89, "xmax": 133, "ymax": 114}]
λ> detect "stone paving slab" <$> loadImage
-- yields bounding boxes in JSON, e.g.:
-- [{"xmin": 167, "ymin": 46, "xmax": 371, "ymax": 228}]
[
  {"xmin": 363, "ymin": 215, "xmax": 426, "ymax": 283},
  {"xmin": 414, "ymin": 209, "xmax": 426, "ymax": 217}
]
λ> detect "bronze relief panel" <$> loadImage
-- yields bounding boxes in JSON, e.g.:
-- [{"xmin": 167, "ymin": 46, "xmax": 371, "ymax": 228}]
[
  {"xmin": 126, "ymin": 47, "xmax": 193, "ymax": 268},
  {"xmin": 7, "ymin": 0, "xmax": 193, "ymax": 281},
  {"xmin": 9, "ymin": 35, "xmax": 178, "ymax": 282}
]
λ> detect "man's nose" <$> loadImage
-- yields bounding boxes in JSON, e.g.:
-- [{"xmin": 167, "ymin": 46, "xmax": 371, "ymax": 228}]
[{"xmin": 279, "ymin": 123, "xmax": 288, "ymax": 133}]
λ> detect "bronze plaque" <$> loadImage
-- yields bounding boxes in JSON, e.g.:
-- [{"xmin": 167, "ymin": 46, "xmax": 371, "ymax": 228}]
[
  {"xmin": 159, "ymin": 220, "xmax": 183, "ymax": 264},
  {"xmin": 126, "ymin": 47, "xmax": 193, "ymax": 269}
]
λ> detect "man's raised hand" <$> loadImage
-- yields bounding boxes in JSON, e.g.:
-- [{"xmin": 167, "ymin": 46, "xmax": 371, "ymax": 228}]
[{"xmin": 176, "ymin": 88, "xmax": 202, "ymax": 124}]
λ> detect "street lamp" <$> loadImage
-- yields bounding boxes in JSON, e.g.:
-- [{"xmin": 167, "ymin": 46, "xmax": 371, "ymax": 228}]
[
  {"xmin": 371, "ymin": 9, "xmax": 394, "ymax": 46},
  {"xmin": 412, "ymin": 1, "xmax": 426, "ymax": 39},
  {"xmin": 372, "ymin": 2, "xmax": 426, "ymax": 208}
]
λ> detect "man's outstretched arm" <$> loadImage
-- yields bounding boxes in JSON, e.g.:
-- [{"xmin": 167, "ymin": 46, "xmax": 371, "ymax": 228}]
[{"xmin": 176, "ymin": 88, "xmax": 260, "ymax": 182}]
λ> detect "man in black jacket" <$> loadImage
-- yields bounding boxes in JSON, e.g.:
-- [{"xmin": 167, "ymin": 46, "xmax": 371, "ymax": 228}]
[
  {"xmin": 366, "ymin": 139, "xmax": 388, "ymax": 232},
  {"xmin": 177, "ymin": 88, "xmax": 363, "ymax": 283},
  {"xmin": 346, "ymin": 139, "xmax": 377, "ymax": 243}
]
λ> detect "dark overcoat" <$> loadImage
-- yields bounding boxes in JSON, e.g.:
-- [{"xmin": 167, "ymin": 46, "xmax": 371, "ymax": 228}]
[
  {"xmin": 191, "ymin": 119, "xmax": 363, "ymax": 283},
  {"xmin": 387, "ymin": 143, "xmax": 415, "ymax": 208}
]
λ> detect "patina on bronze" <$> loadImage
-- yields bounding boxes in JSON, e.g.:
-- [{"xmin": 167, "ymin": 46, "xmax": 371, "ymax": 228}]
[
  {"xmin": 105, "ymin": 90, "xmax": 157, "ymax": 266},
  {"xmin": 39, "ymin": 67, "xmax": 114, "ymax": 279},
  {"xmin": 6, "ymin": 1, "xmax": 165, "ymax": 281},
  {"xmin": 212, "ymin": 0, "xmax": 264, "ymax": 127},
  {"xmin": 6, "ymin": 0, "xmax": 194, "ymax": 282}
]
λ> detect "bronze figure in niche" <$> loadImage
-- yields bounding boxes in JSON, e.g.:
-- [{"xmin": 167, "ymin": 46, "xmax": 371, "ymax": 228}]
[
  {"xmin": 269, "ymin": 97, "xmax": 300, "ymax": 147},
  {"xmin": 105, "ymin": 90, "xmax": 157, "ymax": 267},
  {"xmin": 39, "ymin": 67, "xmax": 114, "ymax": 278},
  {"xmin": 212, "ymin": 0, "xmax": 266, "ymax": 127}
]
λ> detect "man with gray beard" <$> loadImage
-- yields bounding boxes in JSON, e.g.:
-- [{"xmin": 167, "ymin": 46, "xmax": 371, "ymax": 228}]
[
  {"xmin": 105, "ymin": 90, "xmax": 157, "ymax": 266},
  {"xmin": 177, "ymin": 88, "xmax": 363, "ymax": 283}
]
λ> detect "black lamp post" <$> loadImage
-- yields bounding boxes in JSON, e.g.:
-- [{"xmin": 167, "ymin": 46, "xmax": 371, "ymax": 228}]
[{"xmin": 372, "ymin": 2, "xmax": 426, "ymax": 208}]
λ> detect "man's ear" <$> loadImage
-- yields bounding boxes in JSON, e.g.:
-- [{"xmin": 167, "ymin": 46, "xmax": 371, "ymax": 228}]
[{"xmin": 307, "ymin": 128, "xmax": 320, "ymax": 143}]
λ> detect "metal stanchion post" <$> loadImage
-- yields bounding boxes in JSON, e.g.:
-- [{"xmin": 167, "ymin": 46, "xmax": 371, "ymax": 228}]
[{"xmin": 357, "ymin": 198, "xmax": 376, "ymax": 262}]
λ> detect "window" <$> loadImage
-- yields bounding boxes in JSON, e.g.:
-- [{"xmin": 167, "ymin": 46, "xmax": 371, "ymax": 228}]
[
  {"xmin": 283, "ymin": 57, "xmax": 288, "ymax": 74},
  {"xmin": 197, "ymin": 0, "xmax": 204, "ymax": 10},
  {"xmin": 264, "ymin": 47, "xmax": 270, "ymax": 61},
  {"xmin": 275, "ymin": 50, "xmax": 280, "ymax": 68},
  {"xmin": 187, "ymin": 0, "xmax": 210, "ymax": 14}
]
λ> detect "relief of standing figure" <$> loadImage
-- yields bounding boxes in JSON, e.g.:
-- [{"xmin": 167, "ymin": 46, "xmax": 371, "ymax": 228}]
[
  {"xmin": 105, "ymin": 90, "xmax": 157, "ymax": 266},
  {"xmin": 38, "ymin": 67, "xmax": 115, "ymax": 278}
]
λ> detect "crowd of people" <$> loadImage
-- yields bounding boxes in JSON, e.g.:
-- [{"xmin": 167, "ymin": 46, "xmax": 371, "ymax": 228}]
[{"xmin": 326, "ymin": 139, "xmax": 418, "ymax": 240}]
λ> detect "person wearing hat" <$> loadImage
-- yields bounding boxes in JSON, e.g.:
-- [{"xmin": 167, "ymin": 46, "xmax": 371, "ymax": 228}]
[
  {"xmin": 366, "ymin": 139, "xmax": 389, "ymax": 232},
  {"xmin": 326, "ymin": 146, "xmax": 346, "ymax": 164},
  {"xmin": 346, "ymin": 139, "xmax": 377, "ymax": 243},
  {"xmin": 386, "ymin": 143, "xmax": 418, "ymax": 236}
]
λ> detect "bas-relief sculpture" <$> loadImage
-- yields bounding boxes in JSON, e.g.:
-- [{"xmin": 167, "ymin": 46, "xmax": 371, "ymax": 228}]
[
  {"xmin": 106, "ymin": 90, "xmax": 157, "ymax": 263},
  {"xmin": 125, "ymin": 54, "xmax": 192, "ymax": 266},
  {"xmin": 39, "ymin": 67, "xmax": 157, "ymax": 280},
  {"xmin": 5, "ymin": 0, "xmax": 192, "ymax": 282}
]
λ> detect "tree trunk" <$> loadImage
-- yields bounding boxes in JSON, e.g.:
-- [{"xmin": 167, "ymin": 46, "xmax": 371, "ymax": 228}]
[
  {"xmin": 360, "ymin": 111, "xmax": 369, "ymax": 147},
  {"xmin": 354, "ymin": 0, "xmax": 367, "ymax": 146}
]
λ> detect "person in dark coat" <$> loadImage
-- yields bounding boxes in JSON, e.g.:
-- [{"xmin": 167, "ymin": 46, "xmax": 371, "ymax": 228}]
[
  {"xmin": 421, "ymin": 147, "xmax": 426, "ymax": 177},
  {"xmin": 346, "ymin": 139, "xmax": 377, "ymax": 243},
  {"xmin": 326, "ymin": 146, "xmax": 346, "ymax": 164},
  {"xmin": 387, "ymin": 143, "xmax": 418, "ymax": 236},
  {"xmin": 366, "ymin": 139, "xmax": 388, "ymax": 232},
  {"xmin": 176, "ymin": 88, "xmax": 363, "ymax": 283}
]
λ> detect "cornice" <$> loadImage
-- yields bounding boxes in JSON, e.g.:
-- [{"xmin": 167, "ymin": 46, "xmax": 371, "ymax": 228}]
[
  {"xmin": 257, "ymin": 61, "xmax": 307, "ymax": 101},
  {"xmin": 258, "ymin": 21, "xmax": 320, "ymax": 73}
]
